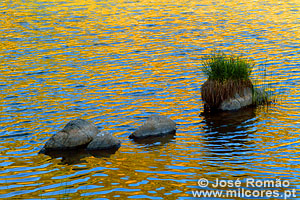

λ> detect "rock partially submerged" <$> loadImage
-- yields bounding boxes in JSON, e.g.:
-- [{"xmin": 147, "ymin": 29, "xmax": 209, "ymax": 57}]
[
  {"xmin": 201, "ymin": 79, "xmax": 255, "ymax": 111},
  {"xmin": 43, "ymin": 119, "xmax": 99, "ymax": 150},
  {"xmin": 87, "ymin": 131, "xmax": 121, "ymax": 150},
  {"xmin": 129, "ymin": 115, "xmax": 176, "ymax": 139},
  {"xmin": 40, "ymin": 119, "xmax": 121, "ymax": 152},
  {"xmin": 219, "ymin": 87, "xmax": 252, "ymax": 111}
]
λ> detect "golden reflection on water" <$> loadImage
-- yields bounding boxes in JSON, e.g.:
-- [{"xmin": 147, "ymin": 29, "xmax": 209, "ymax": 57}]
[{"xmin": 0, "ymin": 0, "xmax": 300, "ymax": 199}]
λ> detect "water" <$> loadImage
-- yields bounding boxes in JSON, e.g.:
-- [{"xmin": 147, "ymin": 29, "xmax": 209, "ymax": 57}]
[{"xmin": 0, "ymin": 0, "xmax": 300, "ymax": 199}]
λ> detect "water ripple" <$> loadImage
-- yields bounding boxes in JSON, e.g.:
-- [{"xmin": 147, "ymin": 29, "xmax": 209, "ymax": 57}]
[{"xmin": 0, "ymin": 0, "xmax": 299, "ymax": 199}]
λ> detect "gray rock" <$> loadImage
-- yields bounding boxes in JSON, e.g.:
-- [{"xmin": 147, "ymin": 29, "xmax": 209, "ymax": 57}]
[
  {"xmin": 129, "ymin": 115, "xmax": 176, "ymax": 139},
  {"xmin": 219, "ymin": 87, "xmax": 252, "ymax": 111},
  {"xmin": 87, "ymin": 131, "xmax": 121, "ymax": 150},
  {"xmin": 43, "ymin": 119, "xmax": 99, "ymax": 150}
]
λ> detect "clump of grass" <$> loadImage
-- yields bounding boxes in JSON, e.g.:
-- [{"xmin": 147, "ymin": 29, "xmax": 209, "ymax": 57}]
[
  {"xmin": 252, "ymin": 87, "xmax": 272, "ymax": 105},
  {"xmin": 202, "ymin": 51, "xmax": 254, "ymax": 82}
]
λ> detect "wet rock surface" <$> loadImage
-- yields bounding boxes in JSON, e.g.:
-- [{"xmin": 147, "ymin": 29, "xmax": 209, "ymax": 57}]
[
  {"xmin": 219, "ymin": 87, "xmax": 253, "ymax": 111},
  {"xmin": 43, "ymin": 119, "xmax": 99, "ymax": 150},
  {"xmin": 129, "ymin": 115, "xmax": 176, "ymax": 139},
  {"xmin": 87, "ymin": 131, "xmax": 121, "ymax": 150}
]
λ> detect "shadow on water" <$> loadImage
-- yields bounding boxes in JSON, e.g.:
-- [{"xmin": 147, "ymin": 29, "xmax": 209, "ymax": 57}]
[
  {"xmin": 40, "ymin": 147, "xmax": 119, "ymax": 165},
  {"xmin": 200, "ymin": 107, "xmax": 257, "ymax": 161}
]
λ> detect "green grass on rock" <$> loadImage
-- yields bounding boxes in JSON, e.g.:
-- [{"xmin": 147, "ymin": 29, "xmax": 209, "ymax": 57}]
[{"xmin": 202, "ymin": 51, "xmax": 254, "ymax": 82}]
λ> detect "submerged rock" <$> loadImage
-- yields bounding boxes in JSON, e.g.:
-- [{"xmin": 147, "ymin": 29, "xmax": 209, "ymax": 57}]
[
  {"xmin": 129, "ymin": 115, "xmax": 176, "ymax": 139},
  {"xmin": 87, "ymin": 131, "xmax": 121, "ymax": 150},
  {"xmin": 219, "ymin": 87, "xmax": 252, "ymax": 111},
  {"xmin": 42, "ymin": 119, "xmax": 99, "ymax": 150}
]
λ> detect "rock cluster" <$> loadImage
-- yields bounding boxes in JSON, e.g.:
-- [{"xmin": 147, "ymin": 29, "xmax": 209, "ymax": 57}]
[
  {"xmin": 41, "ymin": 116, "xmax": 176, "ymax": 156},
  {"xmin": 41, "ymin": 119, "xmax": 121, "ymax": 151}
]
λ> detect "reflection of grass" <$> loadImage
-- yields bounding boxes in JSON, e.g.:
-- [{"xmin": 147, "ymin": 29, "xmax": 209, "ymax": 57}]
[
  {"xmin": 57, "ymin": 178, "xmax": 88, "ymax": 200},
  {"xmin": 38, "ymin": 177, "xmax": 45, "ymax": 199},
  {"xmin": 201, "ymin": 51, "xmax": 276, "ymax": 108},
  {"xmin": 59, "ymin": 179, "xmax": 71, "ymax": 199}
]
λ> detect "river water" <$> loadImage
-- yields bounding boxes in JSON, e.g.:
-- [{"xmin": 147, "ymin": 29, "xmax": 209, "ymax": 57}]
[{"xmin": 0, "ymin": 0, "xmax": 300, "ymax": 199}]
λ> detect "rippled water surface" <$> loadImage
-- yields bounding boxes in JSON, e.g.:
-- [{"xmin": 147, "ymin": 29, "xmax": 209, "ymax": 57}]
[{"xmin": 1, "ymin": 0, "xmax": 300, "ymax": 199}]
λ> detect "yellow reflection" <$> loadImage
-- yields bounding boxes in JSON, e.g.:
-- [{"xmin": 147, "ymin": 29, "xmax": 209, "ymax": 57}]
[{"xmin": 0, "ymin": 0, "xmax": 300, "ymax": 198}]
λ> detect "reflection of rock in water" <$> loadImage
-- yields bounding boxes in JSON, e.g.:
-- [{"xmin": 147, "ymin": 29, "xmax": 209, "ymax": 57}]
[
  {"xmin": 40, "ymin": 147, "xmax": 119, "ymax": 165},
  {"xmin": 200, "ymin": 107, "xmax": 257, "ymax": 158},
  {"xmin": 131, "ymin": 132, "xmax": 176, "ymax": 147},
  {"xmin": 40, "ymin": 148, "xmax": 90, "ymax": 165},
  {"xmin": 88, "ymin": 148, "xmax": 119, "ymax": 158}
]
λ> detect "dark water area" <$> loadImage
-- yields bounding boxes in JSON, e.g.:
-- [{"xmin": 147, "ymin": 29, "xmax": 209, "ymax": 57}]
[{"xmin": 0, "ymin": 0, "xmax": 300, "ymax": 199}]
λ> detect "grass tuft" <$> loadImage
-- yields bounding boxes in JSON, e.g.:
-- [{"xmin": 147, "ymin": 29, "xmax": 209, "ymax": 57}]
[{"xmin": 202, "ymin": 51, "xmax": 253, "ymax": 82}]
